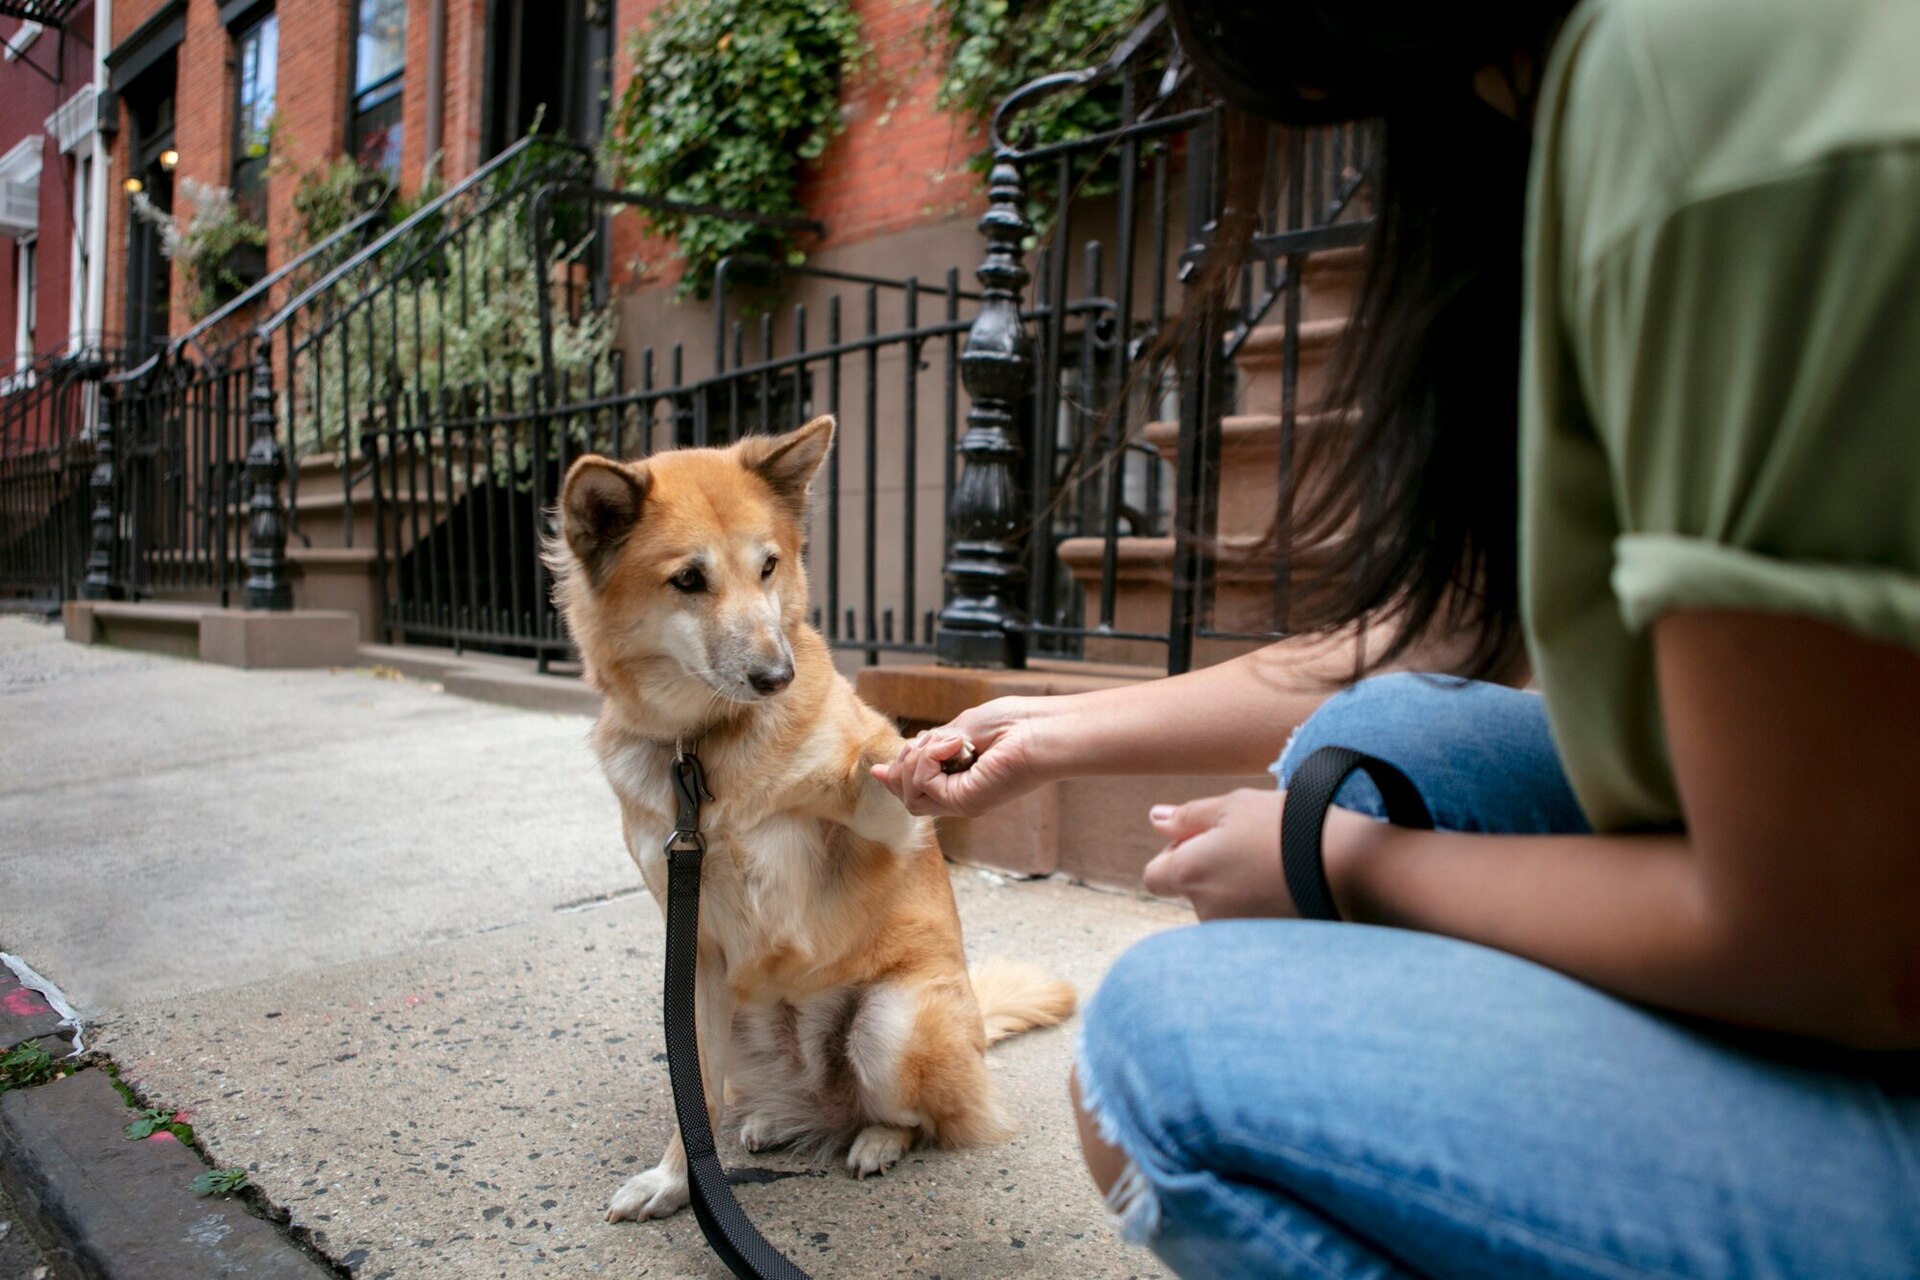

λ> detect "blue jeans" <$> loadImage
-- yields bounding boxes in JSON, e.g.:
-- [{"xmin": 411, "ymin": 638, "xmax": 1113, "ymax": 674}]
[{"xmin": 1076, "ymin": 674, "xmax": 1920, "ymax": 1279}]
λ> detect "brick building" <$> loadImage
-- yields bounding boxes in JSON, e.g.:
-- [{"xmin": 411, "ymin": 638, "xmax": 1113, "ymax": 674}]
[
  {"xmin": 92, "ymin": 0, "xmax": 991, "ymax": 350},
  {"xmin": 0, "ymin": 1, "xmax": 110, "ymax": 398}
]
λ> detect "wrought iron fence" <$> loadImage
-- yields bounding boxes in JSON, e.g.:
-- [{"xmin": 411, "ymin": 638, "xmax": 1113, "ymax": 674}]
[
  {"xmin": 33, "ymin": 7, "xmax": 1374, "ymax": 684},
  {"xmin": 365, "ymin": 18, "xmax": 1370, "ymax": 677},
  {"xmin": 0, "ymin": 343, "xmax": 127, "ymax": 605},
  {"xmin": 940, "ymin": 6, "xmax": 1373, "ymax": 673},
  {"xmin": 363, "ymin": 181, "xmax": 978, "ymax": 663}
]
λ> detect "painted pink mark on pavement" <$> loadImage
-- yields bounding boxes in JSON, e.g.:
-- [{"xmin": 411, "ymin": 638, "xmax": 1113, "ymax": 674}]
[
  {"xmin": 145, "ymin": 1131, "xmax": 180, "ymax": 1144},
  {"xmin": 2, "ymin": 988, "xmax": 50, "ymax": 1016}
]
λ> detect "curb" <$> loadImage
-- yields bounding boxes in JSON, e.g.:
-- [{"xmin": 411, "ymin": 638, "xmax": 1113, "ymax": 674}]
[{"xmin": 1, "ymin": 966, "xmax": 336, "ymax": 1280}]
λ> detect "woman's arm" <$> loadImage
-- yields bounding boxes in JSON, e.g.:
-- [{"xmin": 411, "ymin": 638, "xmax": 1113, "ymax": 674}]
[
  {"xmin": 872, "ymin": 630, "xmax": 1374, "ymax": 816},
  {"xmin": 1028, "ymin": 631, "xmax": 1369, "ymax": 778},
  {"xmin": 1322, "ymin": 610, "xmax": 1920, "ymax": 1049}
]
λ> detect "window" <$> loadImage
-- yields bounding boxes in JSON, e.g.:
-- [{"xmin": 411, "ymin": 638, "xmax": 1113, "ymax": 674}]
[
  {"xmin": 69, "ymin": 154, "xmax": 90, "ymax": 351},
  {"xmin": 16, "ymin": 236, "xmax": 36, "ymax": 370},
  {"xmin": 230, "ymin": 12, "xmax": 277, "ymax": 221},
  {"xmin": 349, "ymin": 0, "xmax": 407, "ymax": 178}
]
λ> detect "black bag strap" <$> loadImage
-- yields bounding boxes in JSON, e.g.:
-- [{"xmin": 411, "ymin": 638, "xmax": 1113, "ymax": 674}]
[
  {"xmin": 1280, "ymin": 746, "xmax": 1433, "ymax": 921},
  {"xmin": 663, "ymin": 751, "xmax": 812, "ymax": 1280}
]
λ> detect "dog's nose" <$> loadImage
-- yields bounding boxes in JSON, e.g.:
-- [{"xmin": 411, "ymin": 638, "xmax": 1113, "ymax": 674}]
[{"xmin": 748, "ymin": 664, "xmax": 794, "ymax": 696}]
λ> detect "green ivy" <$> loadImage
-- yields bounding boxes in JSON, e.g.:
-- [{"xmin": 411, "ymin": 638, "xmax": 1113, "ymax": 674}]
[
  {"xmin": 927, "ymin": 0, "xmax": 1151, "ymax": 216},
  {"xmin": 601, "ymin": 0, "xmax": 866, "ymax": 298},
  {"xmin": 290, "ymin": 158, "xmax": 392, "ymax": 254}
]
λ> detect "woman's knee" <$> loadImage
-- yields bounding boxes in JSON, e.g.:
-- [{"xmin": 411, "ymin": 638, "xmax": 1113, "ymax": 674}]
[
  {"xmin": 1273, "ymin": 673, "xmax": 1587, "ymax": 834},
  {"xmin": 1275, "ymin": 673, "xmax": 1464, "ymax": 783}
]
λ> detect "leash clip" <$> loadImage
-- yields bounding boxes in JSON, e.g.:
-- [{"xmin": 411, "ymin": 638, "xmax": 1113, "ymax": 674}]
[
  {"xmin": 664, "ymin": 826, "xmax": 706, "ymax": 859},
  {"xmin": 665, "ymin": 749, "xmax": 713, "ymax": 864}
]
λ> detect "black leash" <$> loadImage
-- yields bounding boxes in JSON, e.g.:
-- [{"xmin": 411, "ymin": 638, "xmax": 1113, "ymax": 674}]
[
  {"xmin": 663, "ymin": 747, "xmax": 813, "ymax": 1280},
  {"xmin": 1280, "ymin": 746, "xmax": 1433, "ymax": 921}
]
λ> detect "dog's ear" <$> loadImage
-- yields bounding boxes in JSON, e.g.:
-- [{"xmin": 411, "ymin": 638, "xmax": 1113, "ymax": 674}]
[
  {"xmin": 560, "ymin": 456, "xmax": 647, "ymax": 581},
  {"xmin": 740, "ymin": 415, "xmax": 834, "ymax": 517}
]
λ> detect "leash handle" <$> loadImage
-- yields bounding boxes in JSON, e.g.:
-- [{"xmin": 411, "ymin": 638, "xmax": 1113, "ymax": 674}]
[
  {"xmin": 663, "ymin": 752, "xmax": 812, "ymax": 1280},
  {"xmin": 1280, "ymin": 746, "xmax": 1433, "ymax": 921}
]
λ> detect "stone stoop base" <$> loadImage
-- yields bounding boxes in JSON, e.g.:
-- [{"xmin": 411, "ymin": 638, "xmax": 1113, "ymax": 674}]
[
  {"xmin": 356, "ymin": 642, "xmax": 605, "ymax": 717},
  {"xmin": 856, "ymin": 663, "xmax": 1270, "ymax": 892},
  {"xmin": 63, "ymin": 602, "xmax": 359, "ymax": 670}
]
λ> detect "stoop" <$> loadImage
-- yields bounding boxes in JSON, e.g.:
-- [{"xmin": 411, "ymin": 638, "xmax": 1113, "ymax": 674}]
[
  {"xmin": 857, "ymin": 663, "xmax": 1270, "ymax": 892},
  {"xmin": 63, "ymin": 602, "xmax": 359, "ymax": 670}
]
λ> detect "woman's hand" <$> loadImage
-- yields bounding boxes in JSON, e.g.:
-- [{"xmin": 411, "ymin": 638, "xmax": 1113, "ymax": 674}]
[
  {"xmin": 1143, "ymin": 788, "xmax": 1297, "ymax": 920},
  {"xmin": 870, "ymin": 697, "xmax": 1049, "ymax": 818},
  {"xmin": 1143, "ymin": 791, "xmax": 1388, "ymax": 920}
]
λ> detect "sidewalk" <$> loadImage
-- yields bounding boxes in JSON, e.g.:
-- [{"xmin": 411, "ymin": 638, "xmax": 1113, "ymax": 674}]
[{"xmin": 0, "ymin": 616, "xmax": 1185, "ymax": 1278}]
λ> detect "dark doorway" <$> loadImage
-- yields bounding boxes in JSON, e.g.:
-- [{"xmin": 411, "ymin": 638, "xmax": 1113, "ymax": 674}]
[
  {"xmin": 123, "ymin": 64, "xmax": 177, "ymax": 359},
  {"xmin": 484, "ymin": 0, "xmax": 611, "ymax": 155}
]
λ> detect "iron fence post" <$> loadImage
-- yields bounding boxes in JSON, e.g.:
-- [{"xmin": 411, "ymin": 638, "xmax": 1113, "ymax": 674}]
[
  {"xmin": 243, "ymin": 337, "xmax": 293, "ymax": 610},
  {"xmin": 80, "ymin": 376, "xmax": 123, "ymax": 600},
  {"xmin": 937, "ymin": 156, "xmax": 1033, "ymax": 668}
]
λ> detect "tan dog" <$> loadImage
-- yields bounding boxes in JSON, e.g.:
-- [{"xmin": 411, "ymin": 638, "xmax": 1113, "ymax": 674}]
[{"xmin": 548, "ymin": 415, "xmax": 1075, "ymax": 1224}]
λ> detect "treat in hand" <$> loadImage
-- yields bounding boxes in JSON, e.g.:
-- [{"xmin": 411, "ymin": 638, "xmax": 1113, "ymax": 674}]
[{"xmin": 939, "ymin": 737, "xmax": 977, "ymax": 774}]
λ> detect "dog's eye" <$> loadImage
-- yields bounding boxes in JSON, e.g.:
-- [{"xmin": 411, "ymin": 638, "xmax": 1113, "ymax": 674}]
[
  {"xmin": 669, "ymin": 566, "xmax": 706, "ymax": 594},
  {"xmin": 761, "ymin": 555, "xmax": 778, "ymax": 580}
]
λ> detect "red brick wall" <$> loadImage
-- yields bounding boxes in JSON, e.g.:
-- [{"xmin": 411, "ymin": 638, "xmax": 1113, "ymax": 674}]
[
  {"xmin": 268, "ymin": 2, "xmax": 352, "ymax": 257},
  {"xmin": 800, "ymin": 0, "xmax": 983, "ymax": 250},
  {"xmin": 607, "ymin": 0, "xmax": 985, "ymax": 295},
  {"xmin": 95, "ymin": 0, "xmax": 987, "ymax": 333},
  {"xmin": 442, "ymin": 0, "xmax": 489, "ymax": 181},
  {"xmin": 0, "ymin": 5, "xmax": 98, "ymax": 368},
  {"xmin": 105, "ymin": 0, "xmax": 355, "ymax": 341}
]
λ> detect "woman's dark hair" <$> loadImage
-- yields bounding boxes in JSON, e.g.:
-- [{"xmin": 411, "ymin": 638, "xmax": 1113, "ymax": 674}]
[{"xmin": 1168, "ymin": 0, "xmax": 1574, "ymax": 679}]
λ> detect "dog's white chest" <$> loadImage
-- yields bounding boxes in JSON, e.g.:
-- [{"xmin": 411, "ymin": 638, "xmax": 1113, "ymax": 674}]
[{"xmin": 602, "ymin": 739, "xmax": 826, "ymax": 942}]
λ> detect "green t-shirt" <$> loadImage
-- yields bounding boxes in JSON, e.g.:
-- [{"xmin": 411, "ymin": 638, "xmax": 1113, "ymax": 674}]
[{"xmin": 1522, "ymin": 0, "xmax": 1920, "ymax": 831}]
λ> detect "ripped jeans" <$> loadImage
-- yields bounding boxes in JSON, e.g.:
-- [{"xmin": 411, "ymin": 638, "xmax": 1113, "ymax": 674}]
[{"xmin": 1075, "ymin": 674, "xmax": 1920, "ymax": 1280}]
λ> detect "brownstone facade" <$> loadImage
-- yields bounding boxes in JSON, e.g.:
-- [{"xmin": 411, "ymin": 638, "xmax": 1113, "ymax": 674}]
[{"xmin": 99, "ymin": 0, "xmax": 991, "ymax": 345}]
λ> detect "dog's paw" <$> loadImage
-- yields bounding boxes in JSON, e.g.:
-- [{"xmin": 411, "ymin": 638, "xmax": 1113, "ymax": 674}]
[
  {"xmin": 846, "ymin": 1125, "xmax": 912, "ymax": 1179},
  {"xmin": 606, "ymin": 1165, "xmax": 689, "ymax": 1222},
  {"xmin": 738, "ymin": 1113, "xmax": 789, "ymax": 1154}
]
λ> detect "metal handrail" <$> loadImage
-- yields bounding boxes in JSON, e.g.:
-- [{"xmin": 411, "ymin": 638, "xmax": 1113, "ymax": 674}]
[
  {"xmin": 989, "ymin": 5, "xmax": 1175, "ymax": 156},
  {"xmin": 172, "ymin": 203, "xmax": 389, "ymax": 364},
  {"xmin": 258, "ymin": 135, "xmax": 590, "ymax": 338}
]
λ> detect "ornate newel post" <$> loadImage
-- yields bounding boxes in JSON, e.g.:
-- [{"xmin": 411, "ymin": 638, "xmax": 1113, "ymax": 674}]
[
  {"xmin": 937, "ymin": 156, "xmax": 1034, "ymax": 668},
  {"xmin": 243, "ymin": 337, "xmax": 292, "ymax": 610},
  {"xmin": 80, "ymin": 376, "xmax": 124, "ymax": 600}
]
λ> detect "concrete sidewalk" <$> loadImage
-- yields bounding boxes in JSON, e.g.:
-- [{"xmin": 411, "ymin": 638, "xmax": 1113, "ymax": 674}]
[{"xmin": 0, "ymin": 616, "xmax": 1184, "ymax": 1278}]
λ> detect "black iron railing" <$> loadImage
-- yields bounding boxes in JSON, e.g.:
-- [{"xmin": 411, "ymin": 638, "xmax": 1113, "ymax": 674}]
[
  {"xmin": 367, "ymin": 17, "xmax": 1371, "ymax": 676},
  {"xmin": 0, "ymin": 342, "xmax": 131, "ymax": 605},
  {"xmin": 35, "ymin": 8, "xmax": 1373, "ymax": 683},
  {"xmin": 940, "ymin": 6, "xmax": 1373, "ymax": 673},
  {"xmin": 364, "ymin": 176, "xmax": 972, "ymax": 663}
]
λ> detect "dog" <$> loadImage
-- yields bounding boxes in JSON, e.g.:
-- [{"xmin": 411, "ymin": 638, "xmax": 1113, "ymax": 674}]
[{"xmin": 547, "ymin": 414, "xmax": 1076, "ymax": 1224}]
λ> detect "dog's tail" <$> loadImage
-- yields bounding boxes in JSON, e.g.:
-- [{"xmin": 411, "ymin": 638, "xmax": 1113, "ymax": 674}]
[{"xmin": 970, "ymin": 959, "xmax": 1076, "ymax": 1045}]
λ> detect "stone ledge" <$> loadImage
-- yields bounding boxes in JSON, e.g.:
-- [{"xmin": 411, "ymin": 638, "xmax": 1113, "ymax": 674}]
[
  {"xmin": 0, "ymin": 1070, "xmax": 331, "ymax": 1280},
  {"xmin": 856, "ymin": 661, "xmax": 1273, "ymax": 890},
  {"xmin": 440, "ymin": 664, "xmax": 604, "ymax": 717},
  {"xmin": 357, "ymin": 644, "xmax": 603, "ymax": 717},
  {"xmin": 63, "ymin": 602, "xmax": 359, "ymax": 669},
  {"xmin": 854, "ymin": 660, "xmax": 1159, "ymax": 729}
]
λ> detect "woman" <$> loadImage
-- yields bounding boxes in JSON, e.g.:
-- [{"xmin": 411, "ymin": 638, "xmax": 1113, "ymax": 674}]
[{"xmin": 875, "ymin": 0, "xmax": 1920, "ymax": 1274}]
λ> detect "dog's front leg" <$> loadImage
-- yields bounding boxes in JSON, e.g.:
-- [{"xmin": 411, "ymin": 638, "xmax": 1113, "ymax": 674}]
[{"xmin": 607, "ymin": 947, "xmax": 735, "ymax": 1223}]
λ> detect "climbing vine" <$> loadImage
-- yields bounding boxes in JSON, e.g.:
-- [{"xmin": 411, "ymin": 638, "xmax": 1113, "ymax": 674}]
[
  {"xmin": 927, "ymin": 0, "xmax": 1151, "ymax": 163},
  {"xmin": 602, "ymin": 0, "xmax": 866, "ymax": 297}
]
